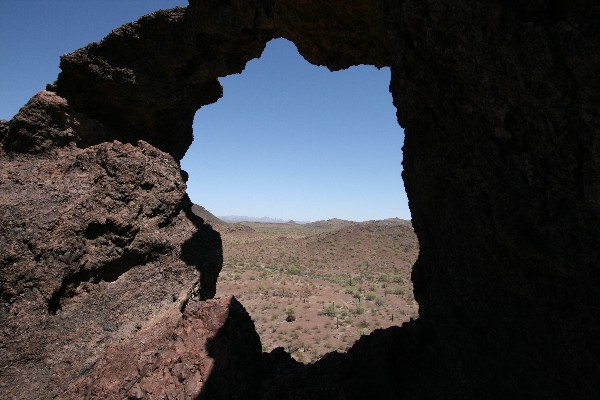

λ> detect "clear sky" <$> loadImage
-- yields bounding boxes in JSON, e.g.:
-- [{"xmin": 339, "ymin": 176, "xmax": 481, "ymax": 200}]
[{"xmin": 0, "ymin": 1, "xmax": 410, "ymax": 222}]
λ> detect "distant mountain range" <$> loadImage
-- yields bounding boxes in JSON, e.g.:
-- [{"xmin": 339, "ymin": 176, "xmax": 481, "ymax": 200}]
[
  {"xmin": 218, "ymin": 215, "xmax": 310, "ymax": 224},
  {"xmin": 192, "ymin": 205, "xmax": 410, "ymax": 227},
  {"xmin": 306, "ymin": 217, "xmax": 411, "ymax": 228}
]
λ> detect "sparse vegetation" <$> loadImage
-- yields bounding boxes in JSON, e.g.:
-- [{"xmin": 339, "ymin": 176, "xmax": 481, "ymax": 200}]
[
  {"xmin": 209, "ymin": 215, "xmax": 419, "ymax": 363},
  {"xmin": 285, "ymin": 305, "xmax": 296, "ymax": 316},
  {"xmin": 353, "ymin": 304, "xmax": 366, "ymax": 315},
  {"xmin": 320, "ymin": 303, "xmax": 337, "ymax": 317}
]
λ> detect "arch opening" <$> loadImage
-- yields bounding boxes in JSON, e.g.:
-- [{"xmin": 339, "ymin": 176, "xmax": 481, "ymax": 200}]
[
  {"xmin": 1, "ymin": 1, "xmax": 597, "ymax": 397},
  {"xmin": 181, "ymin": 38, "xmax": 419, "ymax": 362}
]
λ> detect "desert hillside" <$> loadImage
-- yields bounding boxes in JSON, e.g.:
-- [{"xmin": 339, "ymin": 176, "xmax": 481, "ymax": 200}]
[
  {"xmin": 193, "ymin": 206, "xmax": 420, "ymax": 363},
  {"xmin": 191, "ymin": 203, "xmax": 225, "ymax": 226}
]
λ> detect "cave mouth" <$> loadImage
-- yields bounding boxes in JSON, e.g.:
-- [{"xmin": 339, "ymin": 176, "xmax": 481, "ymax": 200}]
[
  {"xmin": 1, "ymin": 1, "xmax": 596, "ymax": 397},
  {"xmin": 182, "ymin": 38, "xmax": 419, "ymax": 362}
]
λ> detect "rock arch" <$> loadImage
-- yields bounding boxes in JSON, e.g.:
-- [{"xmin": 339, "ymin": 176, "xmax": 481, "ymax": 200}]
[{"xmin": 1, "ymin": 1, "xmax": 598, "ymax": 399}]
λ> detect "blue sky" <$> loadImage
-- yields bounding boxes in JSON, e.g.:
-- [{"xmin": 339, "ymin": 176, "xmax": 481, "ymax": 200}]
[{"xmin": 0, "ymin": 1, "xmax": 410, "ymax": 222}]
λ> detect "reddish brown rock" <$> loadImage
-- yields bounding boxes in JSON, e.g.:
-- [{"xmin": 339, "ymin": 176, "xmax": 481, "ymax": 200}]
[
  {"xmin": 58, "ymin": 296, "xmax": 262, "ymax": 400},
  {"xmin": 2, "ymin": 91, "xmax": 76, "ymax": 154},
  {"xmin": 0, "ymin": 140, "xmax": 221, "ymax": 398},
  {"xmin": 0, "ymin": 119, "xmax": 8, "ymax": 140},
  {"xmin": 1, "ymin": 1, "xmax": 599, "ymax": 399}
]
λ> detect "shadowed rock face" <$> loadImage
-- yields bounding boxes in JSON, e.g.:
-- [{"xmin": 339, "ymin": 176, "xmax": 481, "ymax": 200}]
[
  {"xmin": 58, "ymin": 296, "xmax": 262, "ymax": 400},
  {"xmin": 1, "ymin": 1, "xmax": 599, "ymax": 399}
]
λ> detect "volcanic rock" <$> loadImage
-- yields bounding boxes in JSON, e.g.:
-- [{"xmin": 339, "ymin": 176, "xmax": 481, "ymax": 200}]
[
  {"xmin": 3, "ymin": 91, "xmax": 76, "ymax": 154},
  {"xmin": 58, "ymin": 296, "xmax": 262, "ymax": 400},
  {"xmin": 0, "ymin": 0, "xmax": 599, "ymax": 399},
  {"xmin": 0, "ymin": 140, "xmax": 221, "ymax": 398},
  {"xmin": 191, "ymin": 204, "xmax": 225, "ymax": 227}
]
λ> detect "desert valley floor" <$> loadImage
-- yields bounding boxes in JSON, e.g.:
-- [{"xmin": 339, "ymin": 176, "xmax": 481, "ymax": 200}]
[{"xmin": 193, "ymin": 205, "xmax": 420, "ymax": 362}]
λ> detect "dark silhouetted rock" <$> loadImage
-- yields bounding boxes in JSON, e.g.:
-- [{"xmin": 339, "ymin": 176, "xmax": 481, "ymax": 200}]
[
  {"xmin": 191, "ymin": 204, "xmax": 226, "ymax": 226},
  {"xmin": 1, "ymin": 1, "xmax": 599, "ymax": 399}
]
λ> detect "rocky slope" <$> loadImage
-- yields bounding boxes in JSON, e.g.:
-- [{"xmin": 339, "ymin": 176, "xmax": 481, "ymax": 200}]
[
  {"xmin": 0, "ymin": 138, "xmax": 222, "ymax": 398},
  {"xmin": 58, "ymin": 296, "xmax": 261, "ymax": 400},
  {"xmin": 306, "ymin": 218, "xmax": 357, "ymax": 229},
  {"xmin": 1, "ymin": 0, "xmax": 598, "ymax": 399},
  {"xmin": 191, "ymin": 204, "xmax": 225, "ymax": 226},
  {"xmin": 215, "ymin": 218, "xmax": 419, "ymax": 361},
  {"xmin": 221, "ymin": 219, "xmax": 418, "ymax": 277}
]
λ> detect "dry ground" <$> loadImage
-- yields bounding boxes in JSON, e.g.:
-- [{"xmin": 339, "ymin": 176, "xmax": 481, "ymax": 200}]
[{"xmin": 194, "ymin": 207, "xmax": 419, "ymax": 364}]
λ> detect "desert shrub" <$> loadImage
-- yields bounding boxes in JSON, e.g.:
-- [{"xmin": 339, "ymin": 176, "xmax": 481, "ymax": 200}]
[
  {"xmin": 339, "ymin": 306, "xmax": 349, "ymax": 318},
  {"xmin": 379, "ymin": 274, "xmax": 390, "ymax": 283},
  {"xmin": 294, "ymin": 351, "xmax": 306, "ymax": 363},
  {"xmin": 385, "ymin": 286, "xmax": 405, "ymax": 296},
  {"xmin": 357, "ymin": 327, "xmax": 370, "ymax": 337},
  {"xmin": 393, "ymin": 287, "xmax": 405, "ymax": 296},
  {"xmin": 287, "ymin": 265, "xmax": 302, "ymax": 275},
  {"xmin": 319, "ymin": 303, "xmax": 337, "ymax": 317},
  {"xmin": 353, "ymin": 304, "xmax": 365, "ymax": 315},
  {"xmin": 375, "ymin": 297, "xmax": 385, "ymax": 307},
  {"xmin": 366, "ymin": 292, "xmax": 377, "ymax": 301}
]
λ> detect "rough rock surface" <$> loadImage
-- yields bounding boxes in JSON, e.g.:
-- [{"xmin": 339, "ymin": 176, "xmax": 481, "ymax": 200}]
[
  {"xmin": 1, "ymin": 0, "xmax": 599, "ymax": 399},
  {"xmin": 0, "ymin": 139, "xmax": 221, "ymax": 398},
  {"xmin": 2, "ymin": 91, "xmax": 77, "ymax": 154},
  {"xmin": 59, "ymin": 296, "xmax": 262, "ymax": 400}
]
